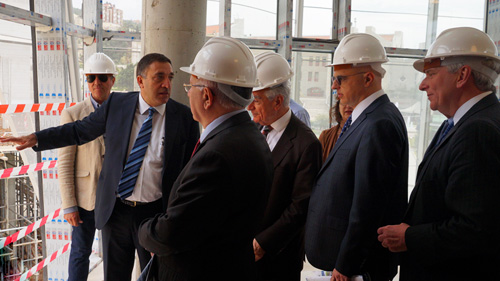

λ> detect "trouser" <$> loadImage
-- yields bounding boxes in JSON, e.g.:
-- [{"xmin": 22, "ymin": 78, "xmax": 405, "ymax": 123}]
[
  {"xmin": 101, "ymin": 198, "xmax": 163, "ymax": 281},
  {"xmin": 68, "ymin": 207, "xmax": 96, "ymax": 281}
]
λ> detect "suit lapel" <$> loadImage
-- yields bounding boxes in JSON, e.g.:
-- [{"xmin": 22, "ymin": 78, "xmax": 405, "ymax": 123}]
[
  {"xmin": 271, "ymin": 115, "xmax": 297, "ymax": 168},
  {"xmin": 408, "ymin": 93, "xmax": 499, "ymax": 213},
  {"xmin": 198, "ymin": 111, "xmax": 250, "ymax": 152},
  {"xmin": 162, "ymin": 99, "xmax": 179, "ymax": 169},
  {"xmin": 117, "ymin": 92, "xmax": 139, "ymax": 166},
  {"xmin": 317, "ymin": 95, "xmax": 388, "ymax": 177}
]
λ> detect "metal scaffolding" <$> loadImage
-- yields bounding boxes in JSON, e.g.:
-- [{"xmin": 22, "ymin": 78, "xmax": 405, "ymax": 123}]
[{"xmin": 0, "ymin": 152, "xmax": 42, "ymax": 280}]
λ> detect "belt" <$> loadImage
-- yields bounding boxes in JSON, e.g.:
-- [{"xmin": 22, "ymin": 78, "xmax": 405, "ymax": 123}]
[{"xmin": 121, "ymin": 199, "xmax": 148, "ymax": 207}]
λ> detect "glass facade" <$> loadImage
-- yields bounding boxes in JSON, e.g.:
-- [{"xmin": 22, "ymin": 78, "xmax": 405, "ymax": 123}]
[{"xmin": 0, "ymin": 0, "xmax": 498, "ymax": 278}]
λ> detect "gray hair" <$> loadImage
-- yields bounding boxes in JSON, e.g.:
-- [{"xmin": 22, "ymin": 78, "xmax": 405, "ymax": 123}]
[
  {"xmin": 199, "ymin": 78, "xmax": 245, "ymax": 109},
  {"xmin": 446, "ymin": 59, "xmax": 500, "ymax": 94},
  {"xmin": 264, "ymin": 81, "xmax": 291, "ymax": 107}
]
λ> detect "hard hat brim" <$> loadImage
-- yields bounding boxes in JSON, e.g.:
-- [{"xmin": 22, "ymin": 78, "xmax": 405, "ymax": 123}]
[{"xmin": 180, "ymin": 66, "xmax": 259, "ymax": 88}]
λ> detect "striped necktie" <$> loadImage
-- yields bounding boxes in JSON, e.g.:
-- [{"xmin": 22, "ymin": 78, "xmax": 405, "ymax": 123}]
[
  {"xmin": 117, "ymin": 107, "xmax": 156, "ymax": 199},
  {"xmin": 338, "ymin": 116, "xmax": 352, "ymax": 139}
]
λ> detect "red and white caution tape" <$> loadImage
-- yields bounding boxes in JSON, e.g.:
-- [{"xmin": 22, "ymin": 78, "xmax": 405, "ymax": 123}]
[
  {"xmin": 15, "ymin": 242, "xmax": 71, "ymax": 281},
  {"xmin": 0, "ymin": 160, "xmax": 57, "ymax": 179},
  {"xmin": 0, "ymin": 208, "xmax": 61, "ymax": 249},
  {"xmin": 0, "ymin": 102, "xmax": 76, "ymax": 114}
]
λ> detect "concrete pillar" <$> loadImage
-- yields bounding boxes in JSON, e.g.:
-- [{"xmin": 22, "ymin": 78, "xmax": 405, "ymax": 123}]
[{"xmin": 142, "ymin": 0, "xmax": 207, "ymax": 106}]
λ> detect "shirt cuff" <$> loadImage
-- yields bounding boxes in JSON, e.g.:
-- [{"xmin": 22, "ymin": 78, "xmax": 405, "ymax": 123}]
[{"xmin": 63, "ymin": 206, "xmax": 78, "ymax": 214}]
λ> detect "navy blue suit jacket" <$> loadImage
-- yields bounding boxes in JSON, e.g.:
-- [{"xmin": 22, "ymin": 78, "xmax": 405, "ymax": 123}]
[
  {"xmin": 402, "ymin": 93, "xmax": 500, "ymax": 281},
  {"xmin": 305, "ymin": 94, "xmax": 408, "ymax": 280},
  {"xmin": 34, "ymin": 91, "xmax": 199, "ymax": 229}
]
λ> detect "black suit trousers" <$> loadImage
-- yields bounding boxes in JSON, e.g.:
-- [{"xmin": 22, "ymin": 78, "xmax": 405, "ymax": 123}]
[{"xmin": 102, "ymin": 198, "xmax": 162, "ymax": 280}]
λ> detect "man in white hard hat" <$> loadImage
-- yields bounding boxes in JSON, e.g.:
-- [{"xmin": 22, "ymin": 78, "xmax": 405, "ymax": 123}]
[
  {"xmin": 138, "ymin": 37, "xmax": 273, "ymax": 280},
  {"xmin": 378, "ymin": 27, "xmax": 500, "ymax": 281},
  {"xmin": 57, "ymin": 52, "xmax": 115, "ymax": 281},
  {"xmin": 305, "ymin": 33, "xmax": 409, "ymax": 281},
  {"xmin": 247, "ymin": 52, "xmax": 322, "ymax": 281},
  {"xmin": 0, "ymin": 53, "xmax": 199, "ymax": 281}
]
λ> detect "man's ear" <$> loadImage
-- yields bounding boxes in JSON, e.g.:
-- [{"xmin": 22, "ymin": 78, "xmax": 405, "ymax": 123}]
[
  {"xmin": 456, "ymin": 65, "xmax": 472, "ymax": 88},
  {"xmin": 202, "ymin": 87, "xmax": 214, "ymax": 109},
  {"xmin": 137, "ymin": 76, "xmax": 144, "ymax": 89},
  {"xmin": 364, "ymin": 72, "xmax": 374, "ymax": 87},
  {"xmin": 273, "ymin": 95, "xmax": 284, "ymax": 111}
]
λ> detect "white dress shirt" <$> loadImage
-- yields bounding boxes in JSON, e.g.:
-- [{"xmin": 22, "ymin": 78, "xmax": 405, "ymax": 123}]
[
  {"xmin": 125, "ymin": 94, "xmax": 166, "ymax": 202},
  {"xmin": 351, "ymin": 89, "xmax": 386, "ymax": 124},
  {"xmin": 265, "ymin": 109, "xmax": 292, "ymax": 152},
  {"xmin": 452, "ymin": 91, "xmax": 492, "ymax": 124}
]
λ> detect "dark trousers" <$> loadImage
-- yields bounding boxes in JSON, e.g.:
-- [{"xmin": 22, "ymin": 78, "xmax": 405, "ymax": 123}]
[
  {"xmin": 255, "ymin": 254, "xmax": 302, "ymax": 281},
  {"xmin": 68, "ymin": 207, "xmax": 96, "ymax": 281},
  {"xmin": 101, "ymin": 198, "xmax": 162, "ymax": 281}
]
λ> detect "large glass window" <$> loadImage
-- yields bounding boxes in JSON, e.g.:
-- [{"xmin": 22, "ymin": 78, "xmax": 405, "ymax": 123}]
[
  {"xmin": 291, "ymin": 52, "xmax": 332, "ymax": 135},
  {"xmin": 351, "ymin": 0, "xmax": 428, "ymax": 48},
  {"xmin": 294, "ymin": 0, "xmax": 333, "ymax": 38},
  {"xmin": 0, "ymin": 0, "xmax": 34, "ymax": 139},
  {"xmin": 206, "ymin": 0, "xmax": 220, "ymax": 36},
  {"xmin": 72, "ymin": 0, "xmax": 142, "ymax": 93},
  {"xmin": 436, "ymin": 0, "xmax": 485, "ymax": 35},
  {"xmin": 231, "ymin": 0, "xmax": 277, "ymax": 39}
]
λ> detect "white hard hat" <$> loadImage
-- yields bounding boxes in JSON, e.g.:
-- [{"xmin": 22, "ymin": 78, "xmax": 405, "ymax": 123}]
[
  {"xmin": 181, "ymin": 37, "xmax": 258, "ymax": 107},
  {"xmin": 328, "ymin": 33, "xmax": 388, "ymax": 67},
  {"xmin": 84, "ymin": 53, "xmax": 118, "ymax": 75},
  {"xmin": 180, "ymin": 37, "xmax": 258, "ymax": 88},
  {"xmin": 413, "ymin": 27, "xmax": 500, "ymax": 81},
  {"xmin": 254, "ymin": 52, "xmax": 294, "ymax": 91}
]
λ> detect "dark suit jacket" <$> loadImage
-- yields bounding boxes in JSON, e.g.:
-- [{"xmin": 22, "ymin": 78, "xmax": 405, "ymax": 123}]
[
  {"xmin": 255, "ymin": 114, "xmax": 322, "ymax": 273},
  {"xmin": 305, "ymin": 94, "xmax": 408, "ymax": 280},
  {"xmin": 34, "ymin": 91, "xmax": 199, "ymax": 229},
  {"xmin": 138, "ymin": 111, "xmax": 274, "ymax": 281},
  {"xmin": 401, "ymin": 93, "xmax": 500, "ymax": 281}
]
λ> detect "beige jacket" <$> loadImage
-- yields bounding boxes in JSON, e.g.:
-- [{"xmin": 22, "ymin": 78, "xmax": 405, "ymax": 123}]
[{"xmin": 57, "ymin": 98, "xmax": 105, "ymax": 211}]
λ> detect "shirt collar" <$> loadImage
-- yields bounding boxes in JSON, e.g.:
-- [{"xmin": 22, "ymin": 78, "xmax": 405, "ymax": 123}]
[
  {"xmin": 138, "ymin": 93, "xmax": 166, "ymax": 116},
  {"xmin": 270, "ymin": 108, "xmax": 292, "ymax": 133},
  {"xmin": 452, "ymin": 91, "xmax": 491, "ymax": 125},
  {"xmin": 351, "ymin": 89, "xmax": 385, "ymax": 123},
  {"xmin": 89, "ymin": 94, "xmax": 100, "ymax": 110},
  {"xmin": 200, "ymin": 109, "xmax": 246, "ymax": 143}
]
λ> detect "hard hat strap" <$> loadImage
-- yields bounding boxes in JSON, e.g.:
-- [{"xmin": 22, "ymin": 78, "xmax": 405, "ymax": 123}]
[
  {"xmin": 218, "ymin": 83, "xmax": 254, "ymax": 107},
  {"xmin": 441, "ymin": 56, "xmax": 499, "ymax": 82}
]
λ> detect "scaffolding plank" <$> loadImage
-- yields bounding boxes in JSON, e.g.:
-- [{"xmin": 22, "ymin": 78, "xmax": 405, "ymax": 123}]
[
  {"xmin": 0, "ymin": 2, "xmax": 51, "ymax": 27},
  {"xmin": 66, "ymin": 22, "xmax": 94, "ymax": 39},
  {"xmin": 103, "ymin": 30, "xmax": 141, "ymax": 41}
]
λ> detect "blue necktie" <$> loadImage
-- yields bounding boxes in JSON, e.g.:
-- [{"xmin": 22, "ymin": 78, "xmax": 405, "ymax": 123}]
[
  {"xmin": 435, "ymin": 118, "xmax": 454, "ymax": 146},
  {"xmin": 117, "ymin": 107, "xmax": 156, "ymax": 199},
  {"xmin": 338, "ymin": 116, "xmax": 352, "ymax": 139}
]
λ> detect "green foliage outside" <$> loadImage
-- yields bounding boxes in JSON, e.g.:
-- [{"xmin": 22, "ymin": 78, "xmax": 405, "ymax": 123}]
[{"xmin": 113, "ymin": 63, "xmax": 136, "ymax": 91}]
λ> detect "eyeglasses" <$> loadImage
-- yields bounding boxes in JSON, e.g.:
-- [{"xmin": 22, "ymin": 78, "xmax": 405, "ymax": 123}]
[
  {"xmin": 183, "ymin": 84, "xmax": 205, "ymax": 93},
  {"xmin": 87, "ymin": 74, "xmax": 110, "ymax": 83},
  {"xmin": 331, "ymin": 72, "xmax": 366, "ymax": 86}
]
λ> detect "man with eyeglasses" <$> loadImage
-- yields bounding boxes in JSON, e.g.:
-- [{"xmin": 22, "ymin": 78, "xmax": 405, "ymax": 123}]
[
  {"xmin": 138, "ymin": 37, "xmax": 273, "ymax": 281},
  {"xmin": 305, "ymin": 33, "xmax": 408, "ymax": 281},
  {"xmin": 56, "ymin": 52, "xmax": 115, "ymax": 281},
  {"xmin": 0, "ymin": 53, "xmax": 199, "ymax": 281}
]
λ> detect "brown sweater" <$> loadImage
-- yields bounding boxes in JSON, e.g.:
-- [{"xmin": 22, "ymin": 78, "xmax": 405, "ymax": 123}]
[{"xmin": 318, "ymin": 123, "xmax": 342, "ymax": 163}]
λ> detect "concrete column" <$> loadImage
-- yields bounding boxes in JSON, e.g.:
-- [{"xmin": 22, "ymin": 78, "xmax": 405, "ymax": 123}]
[{"xmin": 142, "ymin": 0, "xmax": 207, "ymax": 106}]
